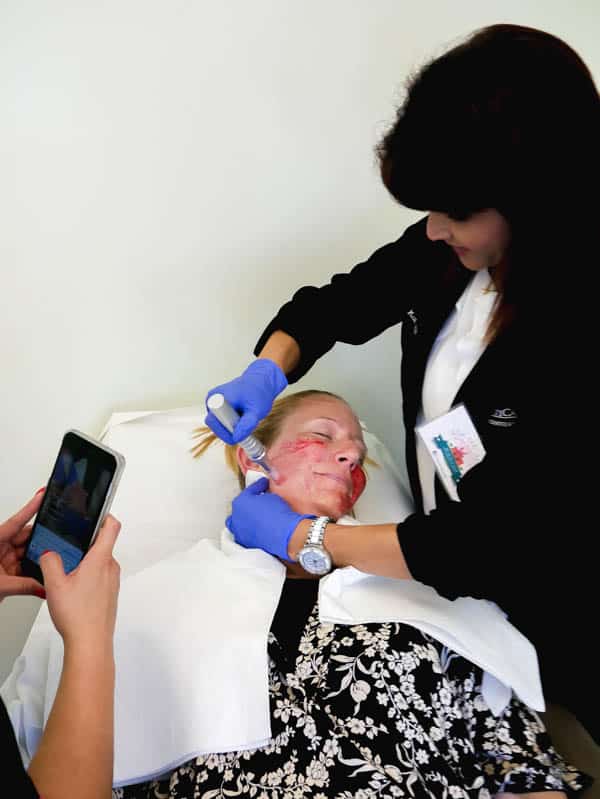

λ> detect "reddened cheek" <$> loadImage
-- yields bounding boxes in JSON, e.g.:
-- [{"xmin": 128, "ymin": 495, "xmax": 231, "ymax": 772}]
[
  {"xmin": 269, "ymin": 439, "xmax": 327, "ymax": 484},
  {"xmin": 277, "ymin": 438, "xmax": 326, "ymax": 456}
]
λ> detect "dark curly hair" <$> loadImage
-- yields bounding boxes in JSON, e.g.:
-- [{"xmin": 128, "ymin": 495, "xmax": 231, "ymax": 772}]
[{"xmin": 377, "ymin": 24, "xmax": 600, "ymax": 340}]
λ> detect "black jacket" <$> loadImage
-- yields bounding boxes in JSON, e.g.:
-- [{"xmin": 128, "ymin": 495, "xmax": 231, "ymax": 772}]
[
  {"xmin": 1, "ymin": 697, "xmax": 38, "ymax": 797},
  {"xmin": 255, "ymin": 216, "xmax": 597, "ymax": 739}
]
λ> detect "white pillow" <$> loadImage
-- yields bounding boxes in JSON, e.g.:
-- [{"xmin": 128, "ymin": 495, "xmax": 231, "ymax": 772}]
[{"xmin": 100, "ymin": 406, "xmax": 414, "ymax": 578}]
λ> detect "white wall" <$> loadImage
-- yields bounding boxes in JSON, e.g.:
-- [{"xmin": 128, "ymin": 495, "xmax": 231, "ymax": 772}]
[{"xmin": 1, "ymin": 1, "xmax": 598, "ymax": 679}]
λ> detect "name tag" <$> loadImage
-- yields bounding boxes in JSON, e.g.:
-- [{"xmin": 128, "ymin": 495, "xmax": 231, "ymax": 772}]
[{"xmin": 416, "ymin": 404, "xmax": 486, "ymax": 500}]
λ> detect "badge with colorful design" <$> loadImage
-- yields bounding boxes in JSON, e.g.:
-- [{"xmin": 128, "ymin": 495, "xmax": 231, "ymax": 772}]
[{"xmin": 416, "ymin": 404, "xmax": 486, "ymax": 500}]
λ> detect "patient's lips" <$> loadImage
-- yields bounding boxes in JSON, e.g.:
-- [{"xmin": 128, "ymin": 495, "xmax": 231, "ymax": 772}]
[
  {"xmin": 350, "ymin": 466, "xmax": 366, "ymax": 505},
  {"xmin": 330, "ymin": 466, "xmax": 366, "ymax": 514},
  {"xmin": 314, "ymin": 471, "xmax": 352, "ymax": 495},
  {"xmin": 313, "ymin": 463, "xmax": 366, "ymax": 513}
]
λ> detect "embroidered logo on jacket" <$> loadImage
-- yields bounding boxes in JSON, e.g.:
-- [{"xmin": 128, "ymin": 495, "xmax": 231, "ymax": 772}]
[
  {"xmin": 406, "ymin": 309, "xmax": 419, "ymax": 335},
  {"xmin": 488, "ymin": 408, "xmax": 518, "ymax": 427}
]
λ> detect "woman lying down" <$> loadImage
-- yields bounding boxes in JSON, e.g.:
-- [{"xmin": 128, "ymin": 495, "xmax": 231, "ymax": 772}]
[{"xmin": 114, "ymin": 390, "xmax": 589, "ymax": 799}]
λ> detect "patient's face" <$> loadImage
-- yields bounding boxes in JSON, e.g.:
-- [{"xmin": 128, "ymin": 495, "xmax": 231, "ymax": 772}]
[{"xmin": 266, "ymin": 396, "xmax": 367, "ymax": 520}]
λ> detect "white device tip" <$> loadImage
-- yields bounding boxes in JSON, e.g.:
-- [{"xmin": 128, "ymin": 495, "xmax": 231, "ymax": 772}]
[
  {"xmin": 245, "ymin": 469, "xmax": 267, "ymax": 487},
  {"xmin": 206, "ymin": 393, "xmax": 225, "ymax": 411}
]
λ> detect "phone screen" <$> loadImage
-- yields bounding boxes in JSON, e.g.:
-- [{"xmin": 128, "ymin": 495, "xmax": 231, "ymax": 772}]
[{"xmin": 24, "ymin": 432, "xmax": 118, "ymax": 576}]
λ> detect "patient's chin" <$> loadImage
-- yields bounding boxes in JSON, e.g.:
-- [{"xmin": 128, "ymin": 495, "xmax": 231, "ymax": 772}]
[
  {"xmin": 281, "ymin": 485, "xmax": 354, "ymax": 521},
  {"xmin": 325, "ymin": 495, "xmax": 356, "ymax": 519}
]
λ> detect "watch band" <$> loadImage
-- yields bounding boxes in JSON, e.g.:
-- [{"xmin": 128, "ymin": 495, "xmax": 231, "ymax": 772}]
[{"xmin": 306, "ymin": 516, "xmax": 331, "ymax": 548}]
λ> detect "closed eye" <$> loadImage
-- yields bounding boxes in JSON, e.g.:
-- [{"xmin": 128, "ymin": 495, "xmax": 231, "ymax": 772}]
[{"xmin": 311, "ymin": 431, "xmax": 332, "ymax": 440}]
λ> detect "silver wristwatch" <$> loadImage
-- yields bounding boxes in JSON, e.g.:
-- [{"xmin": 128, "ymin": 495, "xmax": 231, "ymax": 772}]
[{"xmin": 297, "ymin": 516, "xmax": 332, "ymax": 575}]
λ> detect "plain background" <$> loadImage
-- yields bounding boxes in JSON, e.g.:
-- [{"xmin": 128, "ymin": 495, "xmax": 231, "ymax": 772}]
[{"xmin": 1, "ymin": 1, "xmax": 598, "ymax": 682}]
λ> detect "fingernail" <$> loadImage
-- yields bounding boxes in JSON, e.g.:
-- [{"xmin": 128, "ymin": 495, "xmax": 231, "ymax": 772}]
[
  {"xmin": 34, "ymin": 588, "xmax": 46, "ymax": 599},
  {"xmin": 36, "ymin": 487, "xmax": 46, "ymax": 495},
  {"xmin": 41, "ymin": 550, "xmax": 51, "ymax": 557}
]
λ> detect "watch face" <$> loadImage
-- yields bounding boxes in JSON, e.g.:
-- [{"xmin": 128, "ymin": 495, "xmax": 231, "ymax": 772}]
[{"xmin": 299, "ymin": 546, "xmax": 331, "ymax": 575}]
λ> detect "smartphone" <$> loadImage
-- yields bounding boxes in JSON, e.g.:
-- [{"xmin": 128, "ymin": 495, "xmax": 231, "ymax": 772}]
[{"xmin": 22, "ymin": 429, "xmax": 125, "ymax": 583}]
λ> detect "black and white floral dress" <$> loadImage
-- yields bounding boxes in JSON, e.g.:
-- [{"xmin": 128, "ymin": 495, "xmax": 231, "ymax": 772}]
[{"xmin": 114, "ymin": 579, "xmax": 591, "ymax": 799}]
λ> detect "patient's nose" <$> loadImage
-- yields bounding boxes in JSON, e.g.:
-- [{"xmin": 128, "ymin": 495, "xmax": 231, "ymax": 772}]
[{"xmin": 334, "ymin": 441, "xmax": 362, "ymax": 468}]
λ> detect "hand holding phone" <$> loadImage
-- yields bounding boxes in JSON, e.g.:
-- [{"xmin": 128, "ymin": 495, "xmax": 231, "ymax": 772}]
[
  {"xmin": 40, "ymin": 514, "xmax": 122, "ymax": 645},
  {"xmin": 0, "ymin": 490, "xmax": 47, "ymax": 601},
  {"xmin": 22, "ymin": 430, "xmax": 125, "ymax": 584}
]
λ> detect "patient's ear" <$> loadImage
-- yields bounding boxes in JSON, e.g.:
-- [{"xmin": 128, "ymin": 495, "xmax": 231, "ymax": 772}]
[
  {"xmin": 236, "ymin": 447, "xmax": 271, "ymax": 487},
  {"xmin": 236, "ymin": 447, "xmax": 254, "ymax": 476}
]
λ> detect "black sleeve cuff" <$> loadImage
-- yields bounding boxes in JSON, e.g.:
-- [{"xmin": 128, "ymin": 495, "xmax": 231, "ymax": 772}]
[
  {"xmin": 395, "ymin": 503, "xmax": 486, "ymax": 601},
  {"xmin": 396, "ymin": 515, "xmax": 459, "ymax": 600}
]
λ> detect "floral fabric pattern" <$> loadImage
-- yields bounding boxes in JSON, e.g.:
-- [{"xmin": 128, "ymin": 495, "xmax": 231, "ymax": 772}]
[{"xmin": 114, "ymin": 602, "xmax": 590, "ymax": 799}]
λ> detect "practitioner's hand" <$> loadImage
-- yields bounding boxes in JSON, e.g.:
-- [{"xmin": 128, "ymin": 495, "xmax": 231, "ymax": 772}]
[
  {"xmin": 40, "ymin": 515, "xmax": 121, "ymax": 649},
  {"xmin": 226, "ymin": 477, "xmax": 314, "ymax": 561},
  {"xmin": 0, "ymin": 489, "xmax": 46, "ymax": 601},
  {"xmin": 205, "ymin": 359, "xmax": 287, "ymax": 444}
]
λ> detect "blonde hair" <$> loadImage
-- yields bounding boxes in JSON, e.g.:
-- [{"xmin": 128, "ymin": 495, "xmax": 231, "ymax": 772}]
[{"xmin": 192, "ymin": 389, "xmax": 377, "ymax": 489}]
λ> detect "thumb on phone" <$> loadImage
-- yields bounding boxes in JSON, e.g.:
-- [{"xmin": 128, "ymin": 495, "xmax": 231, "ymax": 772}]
[
  {"xmin": 39, "ymin": 551, "xmax": 66, "ymax": 590},
  {"xmin": 90, "ymin": 514, "xmax": 121, "ymax": 556}
]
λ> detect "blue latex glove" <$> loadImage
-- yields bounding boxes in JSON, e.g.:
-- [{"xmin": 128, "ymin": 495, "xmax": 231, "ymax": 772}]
[
  {"xmin": 226, "ymin": 477, "xmax": 315, "ymax": 561},
  {"xmin": 205, "ymin": 359, "xmax": 288, "ymax": 445}
]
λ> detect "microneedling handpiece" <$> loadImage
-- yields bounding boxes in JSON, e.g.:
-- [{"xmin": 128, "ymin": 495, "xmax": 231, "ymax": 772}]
[{"xmin": 206, "ymin": 393, "xmax": 278, "ymax": 479}]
